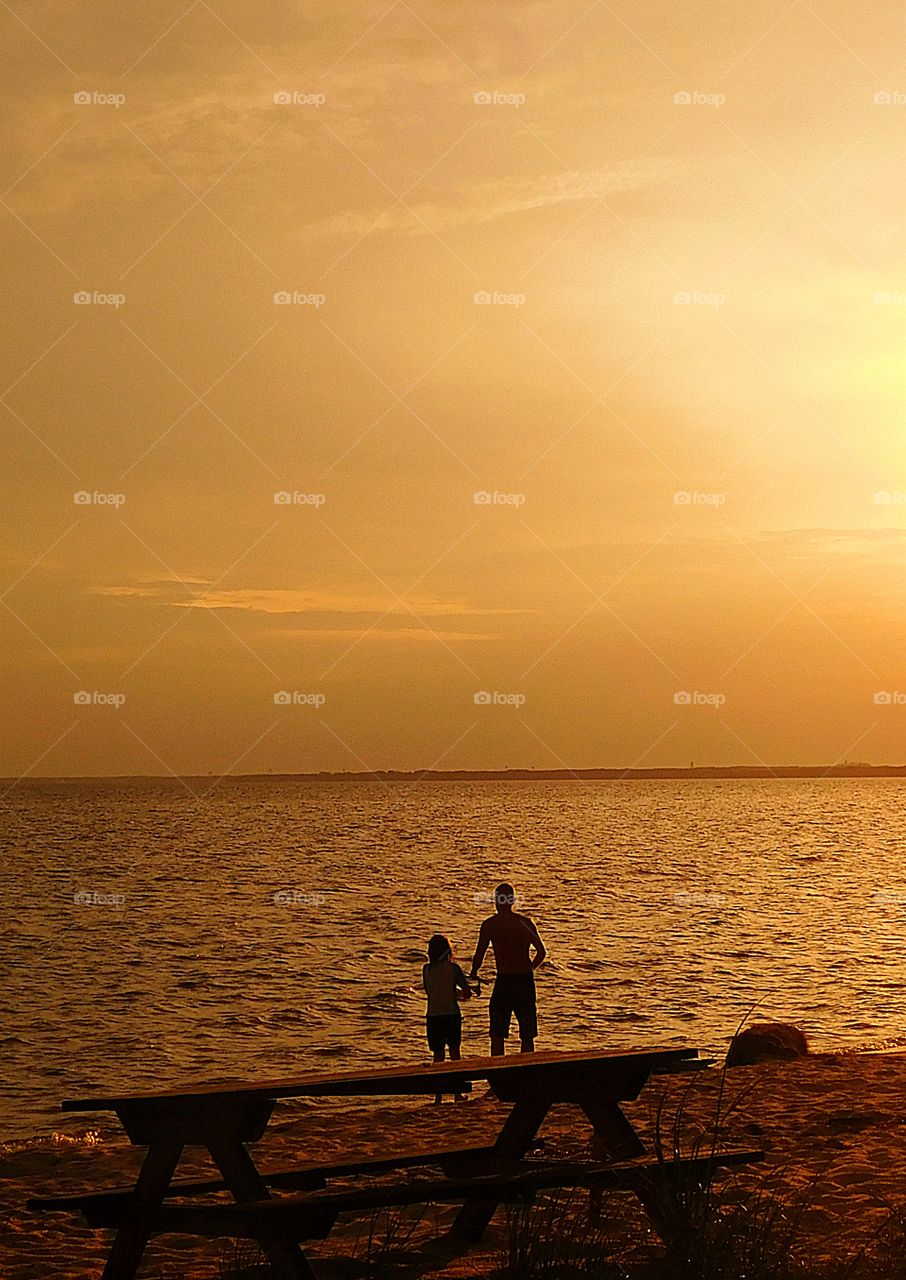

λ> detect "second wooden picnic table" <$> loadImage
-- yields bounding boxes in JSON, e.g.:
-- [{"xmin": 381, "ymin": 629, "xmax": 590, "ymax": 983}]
[{"xmin": 53, "ymin": 1045, "xmax": 705, "ymax": 1279}]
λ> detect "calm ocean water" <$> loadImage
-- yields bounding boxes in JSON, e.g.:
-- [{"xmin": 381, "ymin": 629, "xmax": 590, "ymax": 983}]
[{"xmin": 2, "ymin": 778, "xmax": 906, "ymax": 1144}]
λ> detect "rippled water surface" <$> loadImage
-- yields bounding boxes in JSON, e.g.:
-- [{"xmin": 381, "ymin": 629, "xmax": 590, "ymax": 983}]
[{"xmin": 3, "ymin": 778, "xmax": 906, "ymax": 1141}]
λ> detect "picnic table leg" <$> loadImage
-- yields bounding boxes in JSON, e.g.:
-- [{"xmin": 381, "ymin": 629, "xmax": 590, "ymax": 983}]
[
  {"xmin": 579, "ymin": 1095, "xmax": 646, "ymax": 1230},
  {"xmin": 579, "ymin": 1095, "xmax": 645, "ymax": 1161},
  {"xmin": 101, "ymin": 1136, "xmax": 183, "ymax": 1280},
  {"xmin": 450, "ymin": 1094, "xmax": 551, "ymax": 1242},
  {"xmin": 579, "ymin": 1095, "xmax": 685, "ymax": 1243},
  {"xmin": 207, "ymin": 1133, "xmax": 317, "ymax": 1280}
]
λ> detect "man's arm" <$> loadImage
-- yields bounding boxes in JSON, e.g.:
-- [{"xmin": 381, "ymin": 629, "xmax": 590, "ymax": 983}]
[
  {"xmin": 470, "ymin": 920, "xmax": 491, "ymax": 977},
  {"xmin": 526, "ymin": 918, "xmax": 546, "ymax": 970}
]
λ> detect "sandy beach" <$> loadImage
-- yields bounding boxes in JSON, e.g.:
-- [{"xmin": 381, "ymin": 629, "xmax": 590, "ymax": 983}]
[{"xmin": 4, "ymin": 1050, "xmax": 906, "ymax": 1278}]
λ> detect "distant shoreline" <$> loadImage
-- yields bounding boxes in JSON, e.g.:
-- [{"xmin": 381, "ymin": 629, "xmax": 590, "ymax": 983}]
[{"xmin": 6, "ymin": 765, "xmax": 906, "ymax": 783}]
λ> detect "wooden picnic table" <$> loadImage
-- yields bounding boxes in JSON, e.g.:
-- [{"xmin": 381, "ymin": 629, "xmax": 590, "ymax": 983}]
[{"xmin": 54, "ymin": 1045, "xmax": 704, "ymax": 1279}]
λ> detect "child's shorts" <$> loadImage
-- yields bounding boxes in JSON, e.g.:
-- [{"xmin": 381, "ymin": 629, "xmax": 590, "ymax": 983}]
[{"xmin": 426, "ymin": 1013, "xmax": 462, "ymax": 1054}]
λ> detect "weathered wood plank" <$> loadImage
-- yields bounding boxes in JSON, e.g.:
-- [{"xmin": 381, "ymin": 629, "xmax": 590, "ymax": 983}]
[
  {"xmin": 29, "ymin": 1143, "xmax": 499, "ymax": 1213},
  {"xmin": 139, "ymin": 1150, "xmax": 765, "ymax": 1242},
  {"xmin": 62, "ymin": 1046, "xmax": 699, "ymax": 1112}
]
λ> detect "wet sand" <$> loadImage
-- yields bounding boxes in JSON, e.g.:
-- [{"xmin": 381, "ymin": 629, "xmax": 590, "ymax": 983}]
[{"xmin": 4, "ymin": 1051, "xmax": 906, "ymax": 1278}]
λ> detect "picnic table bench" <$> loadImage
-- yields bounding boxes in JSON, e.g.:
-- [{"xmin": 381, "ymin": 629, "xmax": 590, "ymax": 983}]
[{"xmin": 30, "ymin": 1046, "xmax": 761, "ymax": 1280}]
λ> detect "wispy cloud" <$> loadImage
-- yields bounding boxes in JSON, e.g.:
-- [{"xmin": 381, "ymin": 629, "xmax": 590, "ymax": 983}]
[
  {"xmin": 296, "ymin": 159, "xmax": 673, "ymax": 242},
  {"xmin": 756, "ymin": 529, "xmax": 906, "ymax": 557},
  {"xmin": 266, "ymin": 626, "xmax": 499, "ymax": 642},
  {"xmin": 93, "ymin": 583, "xmax": 530, "ymax": 618}
]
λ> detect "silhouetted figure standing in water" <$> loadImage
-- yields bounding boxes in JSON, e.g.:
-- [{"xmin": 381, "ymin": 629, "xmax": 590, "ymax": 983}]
[
  {"xmin": 422, "ymin": 933, "xmax": 471, "ymax": 1102},
  {"xmin": 470, "ymin": 882, "xmax": 546, "ymax": 1055}
]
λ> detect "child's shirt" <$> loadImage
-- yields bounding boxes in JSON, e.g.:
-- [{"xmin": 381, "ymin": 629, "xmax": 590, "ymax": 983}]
[{"xmin": 422, "ymin": 958, "xmax": 466, "ymax": 1016}]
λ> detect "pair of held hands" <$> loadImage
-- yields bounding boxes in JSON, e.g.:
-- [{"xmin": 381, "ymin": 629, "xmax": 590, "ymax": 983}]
[
  {"xmin": 459, "ymin": 975, "xmax": 483, "ymax": 999},
  {"xmin": 462, "ymin": 956, "xmax": 542, "ymax": 997}
]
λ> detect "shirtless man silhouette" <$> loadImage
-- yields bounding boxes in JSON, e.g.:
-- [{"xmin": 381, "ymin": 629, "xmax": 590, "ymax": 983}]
[{"xmin": 469, "ymin": 882, "xmax": 546, "ymax": 1055}]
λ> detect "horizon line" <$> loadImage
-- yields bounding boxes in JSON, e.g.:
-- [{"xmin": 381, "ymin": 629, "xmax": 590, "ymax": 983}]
[{"xmin": 4, "ymin": 763, "xmax": 906, "ymax": 783}]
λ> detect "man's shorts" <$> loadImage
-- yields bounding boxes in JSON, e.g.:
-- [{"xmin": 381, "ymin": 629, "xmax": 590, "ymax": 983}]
[
  {"xmin": 489, "ymin": 973, "xmax": 537, "ymax": 1041},
  {"xmin": 426, "ymin": 1013, "xmax": 462, "ymax": 1054}
]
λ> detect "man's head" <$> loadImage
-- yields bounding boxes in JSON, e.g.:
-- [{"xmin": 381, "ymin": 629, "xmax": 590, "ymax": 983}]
[{"xmin": 494, "ymin": 882, "xmax": 516, "ymax": 913}]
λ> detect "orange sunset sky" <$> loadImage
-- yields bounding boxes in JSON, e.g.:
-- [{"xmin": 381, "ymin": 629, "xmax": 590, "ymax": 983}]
[{"xmin": 2, "ymin": 0, "xmax": 905, "ymax": 778}]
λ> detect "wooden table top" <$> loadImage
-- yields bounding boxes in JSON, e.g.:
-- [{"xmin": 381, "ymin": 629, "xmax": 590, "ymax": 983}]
[{"xmin": 62, "ymin": 1045, "xmax": 700, "ymax": 1112}]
